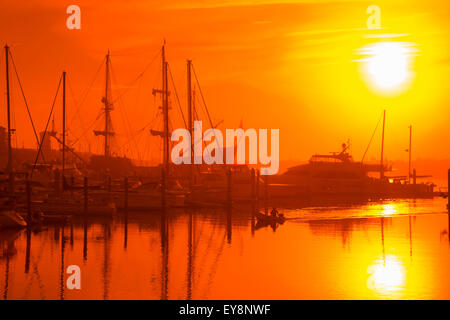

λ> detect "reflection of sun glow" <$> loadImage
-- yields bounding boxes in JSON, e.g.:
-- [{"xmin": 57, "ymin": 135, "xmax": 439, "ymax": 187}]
[
  {"xmin": 367, "ymin": 255, "xmax": 405, "ymax": 298},
  {"xmin": 381, "ymin": 204, "xmax": 397, "ymax": 216},
  {"xmin": 358, "ymin": 41, "xmax": 417, "ymax": 94}
]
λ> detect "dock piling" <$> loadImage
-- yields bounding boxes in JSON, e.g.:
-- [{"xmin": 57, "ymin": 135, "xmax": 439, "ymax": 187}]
[
  {"xmin": 124, "ymin": 177, "xmax": 128, "ymax": 214},
  {"xmin": 250, "ymin": 168, "xmax": 255, "ymax": 202},
  {"xmin": 256, "ymin": 170, "xmax": 260, "ymax": 203},
  {"xmin": 161, "ymin": 167, "xmax": 166, "ymax": 209},
  {"xmin": 227, "ymin": 169, "xmax": 232, "ymax": 207},
  {"xmin": 26, "ymin": 179, "xmax": 31, "ymax": 223},
  {"xmin": 264, "ymin": 175, "xmax": 269, "ymax": 214},
  {"xmin": 447, "ymin": 169, "xmax": 450, "ymax": 213},
  {"xmin": 124, "ymin": 176, "xmax": 129, "ymax": 249},
  {"xmin": 256, "ymin": 169, "xmax": 260, "ymax": 211},
  {"xmin": 84, "ymin": 177, "xmax": 88, "ymax": 216}
]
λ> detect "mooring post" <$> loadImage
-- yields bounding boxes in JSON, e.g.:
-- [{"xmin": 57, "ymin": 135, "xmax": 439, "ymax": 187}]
[
  {"xmin": 256, "ymin": 170, "xmax": 260, "ymax": 200},
  {"xmin": 84, "ymin": 177, "xmax": 88, "ymax": 216},
  {"xmin": 26, "ymin": 179, "xmax": 31, "ymax": 224},
  {"xmin": 264, "ymin": 175, "xmax": 268, "ymax": 214},
  {"xmin": 250, "ymin": 168, "xmax": 255, "ymax": 201},
  {"xmin": 227, "ymin": 168, "xmax": 232, "ymax": 207},
  {"xmin": 161, "ymin": 167, "xmax": 166, "ymax": 209},
  {"xmin": 124, "ymin": 177, "xmax": 128, "ymax": 214},
  {"xmin": 124, "ymin": 176, "xmax": 129, "ymax": 249}
]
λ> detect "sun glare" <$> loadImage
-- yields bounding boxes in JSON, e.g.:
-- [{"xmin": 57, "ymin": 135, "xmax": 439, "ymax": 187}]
[
  {"xmin": 358, "ymin": 41, "xmax": 416, "ymax": 94},
  {"xmin": 367, "ymin": 255, "xmax": 406, "ymax": 298}
]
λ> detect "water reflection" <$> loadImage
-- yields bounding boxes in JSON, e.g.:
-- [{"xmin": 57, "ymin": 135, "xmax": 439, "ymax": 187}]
[
  {"xmin": 367, "ymin": 255, "xmax": 406, "ymax": 299},
  {"xmin": 160, "ymin": 212, "xmax": 169, "ymax": 300},
  {"xmin": 0, "ymin": 197, "xmax": 449, "ymax": 299},
  {"xmin": 381, "ymin": 204, "xmax": 396, "ymax": 216}
]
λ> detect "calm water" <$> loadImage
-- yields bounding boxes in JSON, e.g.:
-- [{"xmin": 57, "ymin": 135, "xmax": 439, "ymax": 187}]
[{"xmin": 1, "ymin": 197, "xmax": 449, "ymax": 300}]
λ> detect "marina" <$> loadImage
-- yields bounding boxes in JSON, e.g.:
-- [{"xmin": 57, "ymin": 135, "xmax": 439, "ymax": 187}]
[{"xmin": 1, "ymin": 0, "xmax": 449, "ymax": 301}]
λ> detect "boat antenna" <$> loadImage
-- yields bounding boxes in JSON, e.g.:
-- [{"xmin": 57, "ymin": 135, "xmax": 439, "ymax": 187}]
[
  {"xmin": 408, "ymin": 125, "xmax": 412, "ymax": 184},
  {"xmin": 380, "ymin": 109, "xmax": 386, "ymax": 179}
]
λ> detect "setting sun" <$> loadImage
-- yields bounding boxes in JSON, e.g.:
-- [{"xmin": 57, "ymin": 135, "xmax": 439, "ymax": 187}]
[{"xmin": 359, "ymin": 41, "xmax": 416, "ymax": 93}]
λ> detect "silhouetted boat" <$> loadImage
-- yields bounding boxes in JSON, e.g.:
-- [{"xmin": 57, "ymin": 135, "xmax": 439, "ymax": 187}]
[
  {"xmin": 0, "ymin": 210, "xmax": 27, "ymax": 229},
  {"xmin": 255, "ymin": 211, "xmax": 285, "ymax": 224},
  {"xmin": 271, "ymin": 143, "xmax": 434, "ymax": 199}
]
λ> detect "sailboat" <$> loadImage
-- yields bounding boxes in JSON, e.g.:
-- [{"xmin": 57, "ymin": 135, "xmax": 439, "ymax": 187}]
[
  {"xmin": 30, "ymin": 66, "xmax": 116, "ymax": 217},
  {"xmin": 114, "ymin": 43, "xmax": 188, "ymax": 211}
]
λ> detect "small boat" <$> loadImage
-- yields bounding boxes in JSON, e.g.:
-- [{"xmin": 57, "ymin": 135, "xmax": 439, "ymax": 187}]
[
  {"xmin": 0, "ymin": 210, "xmax": 27, "ymax": 229},
  {"xmin": 255, "ymin": 211, "xmax": 285, "ymax": 224}
]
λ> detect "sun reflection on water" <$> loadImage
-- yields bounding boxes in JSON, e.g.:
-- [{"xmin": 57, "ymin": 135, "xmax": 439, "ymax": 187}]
[
  {"xmin": 381, "ymin": 204, "xmax": 397, "ymax": 216},
  {"xmin": 367, "ymin": 255, "xmax": 406, "ymax": 298}
]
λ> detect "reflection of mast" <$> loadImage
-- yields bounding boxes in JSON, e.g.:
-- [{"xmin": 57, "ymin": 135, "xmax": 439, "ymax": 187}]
[
  {"xmin": 3, "ymin": 254, "xmax": 9, "ymax": 300},
  {"xmin": 409, "ymin": 215, "xmax": 413, "ymax": 258},
  {"xmin": 186, "ymin": 211, "xmax": 194, "ymax": 299},
  {"xmin": 103, "ymin": 224, "xmax": 111, "ymax": 300},
  {"xmin": 83, "ymin": 218, "xmax": 88, "ymax": 261},
  {"xmin": 94, "ymin": 51, "xmax": 115, "ymax": 157},
  {"xmin": 226, "ymin": 207, "xmax": 232, "ymax": 244},
  {"xmin": 380, "ymin": 110, "xmax": 386, "ymax": 179},
  {"xmin": 160, "ymin": 213, "xmax": 169, "ymax": 300},
  {"xmin": 60, "ymin": 226, "xmax": 66, "ymax": 300},
  {"xmin": 25, "ymin": 229, "xmax": 31, "ymax": 274},
  {"xmin": 380, "ymin": 217, "xmax": 385, "ymax": 265}
]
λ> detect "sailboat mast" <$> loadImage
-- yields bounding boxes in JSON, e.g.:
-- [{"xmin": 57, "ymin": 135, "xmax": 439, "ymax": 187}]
[
  {"xmin": 62, "ymin": 71, "xmax": 66, "ymax": 179},
  {"xmin": 187, "ymin": 60, "xmax": 193, "ymax": 183},
  {"xmin": 162, "ymin": 45, "xmax": 169, "ymax": 175},
  {"xmin": 104, "ymin": 51, "xmax": 111, "ymax": 158},
  {"xmin": 408, "ymin": 125, "xmax": 412, "ymax": 184},
  {"xmin": 4, "ymin": 45, "xmax": 13, "ymax": 195},
  {"xmin": 380, "ymin": 109, "xmax": 386, "ymax": 179}
]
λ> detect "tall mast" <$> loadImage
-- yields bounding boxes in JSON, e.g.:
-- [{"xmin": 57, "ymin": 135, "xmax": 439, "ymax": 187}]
[
  {"xmin": 5, "ymin": 45, "xmax": 13, "ymax": 195},
  {"xmin": 93, "ymin": 51, "xmax": 114, "ymax": 157},
  {"xmin": 162, "ymin": 45, "xmax": 169, "ymax": 175},
  {"xmin": 380, "ymin": 109, "xmax": 386, "ymax": 180},
  {"xmin": 104, "ymin": 51, "xmax": 111, "ymax": 158},
  {"xmin": 62, "ymin": 71, "xmax": 66, "ymax": 179},
  {"xmin": 408, "ymin": 125, "xmax": 412, "ymax": 184},
  {"xmin": 187, "ymin": 60, "xmax": 193, "ymax": 183}
]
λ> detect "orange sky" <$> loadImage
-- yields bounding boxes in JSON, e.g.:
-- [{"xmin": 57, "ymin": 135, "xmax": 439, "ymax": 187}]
[{"xmin": 0, "ymin": 0, "xmax": 449, "ymax": 166}]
